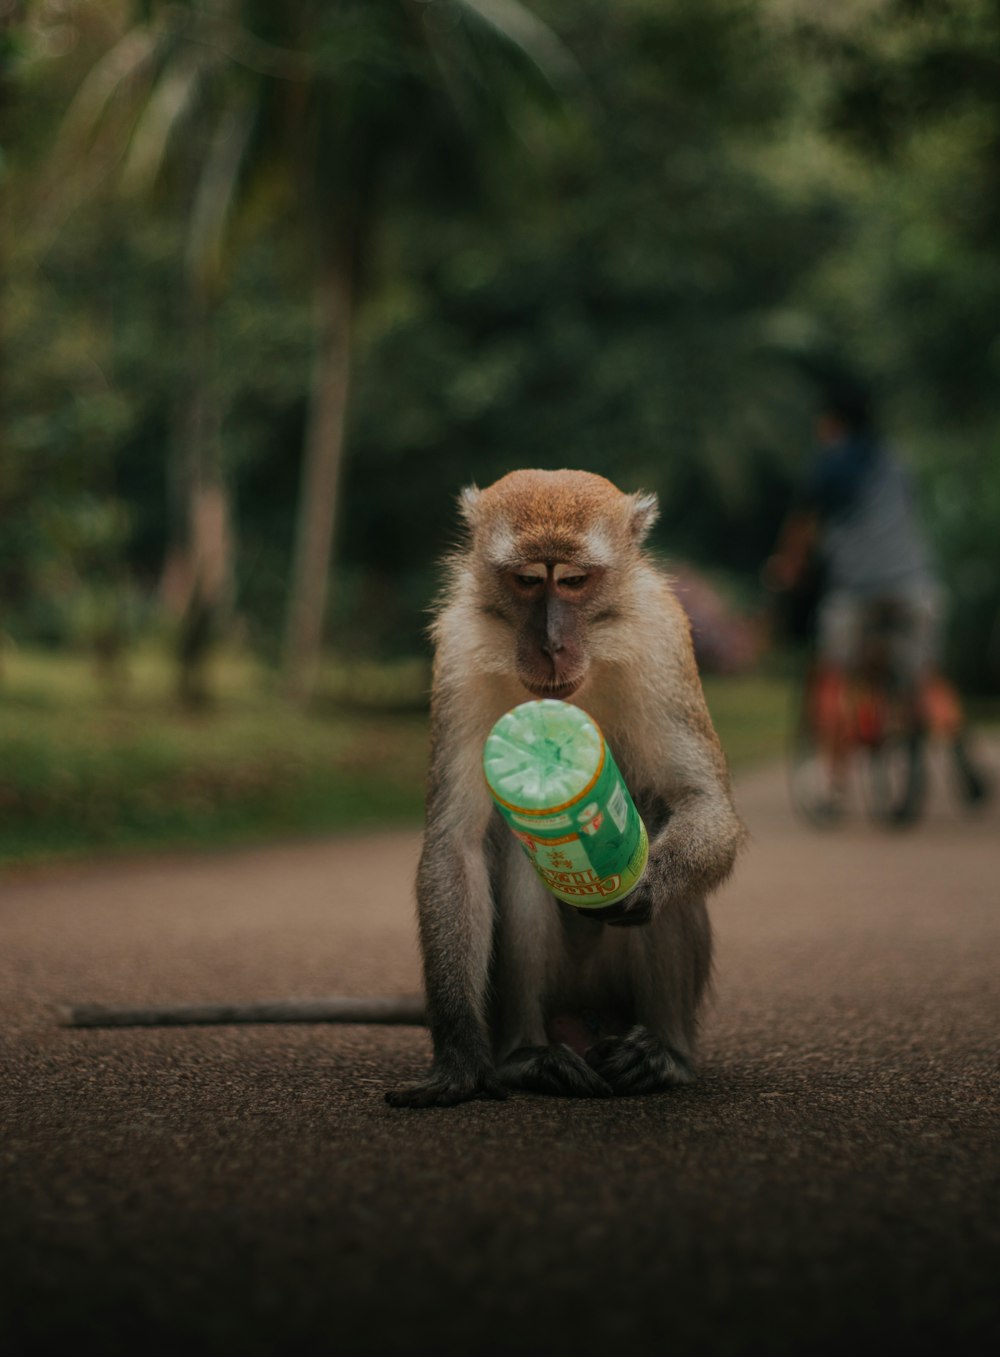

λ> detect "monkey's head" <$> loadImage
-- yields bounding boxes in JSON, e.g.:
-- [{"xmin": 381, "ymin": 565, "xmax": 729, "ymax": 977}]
[{"xmin": 457, "ymin": 468, "xmax": 659, "ymax": 700}]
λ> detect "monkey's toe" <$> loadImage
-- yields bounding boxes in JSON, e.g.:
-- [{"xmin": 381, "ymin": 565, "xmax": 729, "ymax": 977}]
[
  {"xmin": 385, "ymin": 1071, "xmax": 508, "ymax": 1108},
  {"xmin": 501, "ymin": 1044, "xmax": 613, "ymax": 1098},
  {"xmin": 585, "ymin": 1026, "xmax": 693, "ymax": 1095}
]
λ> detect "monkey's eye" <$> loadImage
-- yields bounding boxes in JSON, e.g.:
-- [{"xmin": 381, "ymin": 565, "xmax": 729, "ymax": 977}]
[
  {"xmin": 514, "ymin": 574, "xmax": 544, "ymax": 589},
  {"xmin": 559, "ymin": 575, "xmax": 588, "ymax": 591}
]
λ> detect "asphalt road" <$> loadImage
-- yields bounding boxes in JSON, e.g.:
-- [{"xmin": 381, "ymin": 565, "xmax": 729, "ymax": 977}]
[{"xmin": 2, "ymin": 740, "xmax": 999, "ymax": 1357}]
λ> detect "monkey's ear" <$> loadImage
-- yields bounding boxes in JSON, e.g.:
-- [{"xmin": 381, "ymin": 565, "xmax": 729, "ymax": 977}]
[
  {"xmin": 628, "ymin": 490, "xmax": 659, "ymax": 544},
  {"xmin": 458, "ymin": 484, "xmax": 481, "ymax": 528}
]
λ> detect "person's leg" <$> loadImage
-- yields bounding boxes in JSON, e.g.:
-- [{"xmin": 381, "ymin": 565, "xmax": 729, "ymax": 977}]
[{"xmin": 907, "ymin": 587, "xmax": 991, "ymax": 806}]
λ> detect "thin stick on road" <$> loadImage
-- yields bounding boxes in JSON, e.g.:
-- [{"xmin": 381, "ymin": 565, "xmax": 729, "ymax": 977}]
[{"xmin": 58, "ymin": 995, "xmax": 426, "ymax": 1028}]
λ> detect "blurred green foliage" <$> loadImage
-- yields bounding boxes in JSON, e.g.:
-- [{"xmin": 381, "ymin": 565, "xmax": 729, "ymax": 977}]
[
  {"xmin": 0, "ymin": 645, "xmax": 791, "ymax": 867},
  {"xmin": 3, "ymin": 0, "xmax": 1000, "ymax": 689},
  {"xmin": 0, "ymin": 646, "xmax": 430, "ymax": 865}
]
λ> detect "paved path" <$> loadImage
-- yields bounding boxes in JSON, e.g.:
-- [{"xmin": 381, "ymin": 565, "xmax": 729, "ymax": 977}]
[{"xmin": 2, "ymin": 740, "xmax": 999, "ymax": 1356}]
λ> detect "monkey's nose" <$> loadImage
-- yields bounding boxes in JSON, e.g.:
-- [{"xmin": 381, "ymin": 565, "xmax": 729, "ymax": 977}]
[{"xmin": 541, "ymin": 637, "xmax": 565, "ymax": 656}]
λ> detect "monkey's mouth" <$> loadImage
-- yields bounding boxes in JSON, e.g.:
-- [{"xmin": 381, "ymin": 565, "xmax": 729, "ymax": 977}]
[{"xmin": 522, "ymin": 677, "xmax": 584, "ymax": 700}]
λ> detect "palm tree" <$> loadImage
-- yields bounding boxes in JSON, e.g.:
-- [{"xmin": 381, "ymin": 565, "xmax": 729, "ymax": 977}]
[
  {"xmin": 273, "ymin": 0, "xmax": 578, "ymax": 699},
  {"xmin": 50, "ymin": 0, "xmax": 577, "ymax": 701},
  {"xmin": 48, "ymin": 0, "xmax": 268, "ymax": 702}
]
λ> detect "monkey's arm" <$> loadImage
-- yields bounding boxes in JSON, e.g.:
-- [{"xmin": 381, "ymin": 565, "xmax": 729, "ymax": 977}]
[
  {"xmin": 385, "ymin": 719, "xmax": 507, "ymax": 1108},
  {"xmin": 640, "ymin": 712, "xmax": 745, "ymax": 913},
  {"xmin": 599, "ymin": 700, "xmax": 746, "ymax": 927}
]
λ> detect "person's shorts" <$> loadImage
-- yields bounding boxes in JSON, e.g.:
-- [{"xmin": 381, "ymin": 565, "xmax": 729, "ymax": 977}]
[{"xmin": 817, "ymin": 585, "xmax": 944, "ymax": 687}]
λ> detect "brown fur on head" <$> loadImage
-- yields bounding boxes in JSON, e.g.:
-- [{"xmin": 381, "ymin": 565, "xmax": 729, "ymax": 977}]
[{"xmin": 457, "ymin": 469, "xmax": 658, "ymax": 700}]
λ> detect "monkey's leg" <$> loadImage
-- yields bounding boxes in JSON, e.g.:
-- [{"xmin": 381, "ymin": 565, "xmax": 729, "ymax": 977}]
[
  {"xmin": 490, "ymin": 835, "xmax": 558, "ymax": 1055},
  {"xmin": 585, "ymin": 902, "xmax": 709, "ymax": 1096},
  {"xmin": 386, "ymin": 838, "xmax": 507, "ymax": 1109},
  {"xmin": 489, "ymin": 839, "xmax": 610, "ymax": 1098}
]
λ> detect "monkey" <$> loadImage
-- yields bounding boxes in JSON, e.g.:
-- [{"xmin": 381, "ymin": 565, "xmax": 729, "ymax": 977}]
[
  {"xmin": 385, "ymin": 467, "xmax": 746, "ymax": 1107},
  {"xmin": 61, "ymin": 469, "xmax": 745, "ymax": 1110}
]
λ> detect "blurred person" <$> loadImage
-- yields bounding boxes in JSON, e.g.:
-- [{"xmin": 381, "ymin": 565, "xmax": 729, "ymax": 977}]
[{"xmin": 765, "ymin": 381, "xmax": 990, "ymax": 821}]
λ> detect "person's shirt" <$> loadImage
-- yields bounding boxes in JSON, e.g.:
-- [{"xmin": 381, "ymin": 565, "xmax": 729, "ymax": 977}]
[{"xmin": 800, "ymin": 432, "xmax": 934, "ymax": 594}]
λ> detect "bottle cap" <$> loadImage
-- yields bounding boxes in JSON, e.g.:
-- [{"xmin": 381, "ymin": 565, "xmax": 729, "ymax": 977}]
[{"xmin": 483, "ymin": 700, "xmax": 604, "ymax": 814}]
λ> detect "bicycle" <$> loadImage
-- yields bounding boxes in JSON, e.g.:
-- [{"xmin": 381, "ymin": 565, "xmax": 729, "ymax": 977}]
[
  {"xmin": 789, "ymin": 606, "xmax": 994, "ymax": 830},
  {"xmin": 789, "ymin": 599, "xmax": 932, "ymax": 829}
]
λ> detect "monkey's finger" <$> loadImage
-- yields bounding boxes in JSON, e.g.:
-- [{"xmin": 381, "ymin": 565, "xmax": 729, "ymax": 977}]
[
  {"xmin": 588, "ymin": 902, "xmax": 654, "ymax": 927},
  {"xmin": 575, "ymin": 892, "xmax": 653, "ymax": 926},
  {"xmin": 574, "ymin": 902, "xmax": 630, "ymax": 924},
  {"xmin": 586, "ymin": 1028, "xmax": 691, "ymax": 1095},
  {"xmin": 385, "ymin": 1074, "xmax": 508, "ymax": 1108},
  {"xmin": 501, "ymin": 1045, "xmax": 613, "ymax": 1098},
  {"xmin": 606, "ymin": 903, "xmax": 654, "ymax": 928}
]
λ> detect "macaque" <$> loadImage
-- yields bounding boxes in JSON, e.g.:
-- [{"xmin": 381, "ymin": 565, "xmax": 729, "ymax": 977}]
[
  {"xmin": 386, "ymin": 468, "xmax": 746, "ymax": 1107},
  {"xmin": 63, "ymin": 470, "xmax": 745, "ymax": 1107}
]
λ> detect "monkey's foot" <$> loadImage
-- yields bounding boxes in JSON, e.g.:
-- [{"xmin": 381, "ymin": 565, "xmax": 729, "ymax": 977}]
[
  {"xmin": 500, "ymin": 1044, "xmax": 613, "ymax": 1098},
  {"xmin": 585, "ymin": 1026, "xmax": 693, "ymax": 1096},
  {"xmin": 385, "ymin": 1067, "xmax": 508, "ymax": 1109}
]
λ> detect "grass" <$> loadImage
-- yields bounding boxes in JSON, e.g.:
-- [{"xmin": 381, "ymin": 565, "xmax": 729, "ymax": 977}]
[
  {"xmin": 0, "ymin": 644, "xmax": 795, "ymax": 871},
  {"xmin": 702, "ymin": 673, "xmax": 794, "ymax": 771},
  {"xmin": 0, "ymin": 646, "xmax": 430, "ymax": 870}
]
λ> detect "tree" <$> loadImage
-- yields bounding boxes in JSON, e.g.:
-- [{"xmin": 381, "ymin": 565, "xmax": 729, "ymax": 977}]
[
  {"xmin": 343, "ymin": 0, "xmax": 835, "ymax": 601},
  {"xmin": 273, "ymin": 0, "xmax": 578, "ymax": 699},
  {"xmin": 41, "ymin": 0, "xmax": 268, "ymax": 700},
  {"xmin": 45, "ymin": 0, "xmax": 576, "ymax": 701},
  {"xmin": 786, "ymin": 0, "xmax": 1000, "ymax": 689}
]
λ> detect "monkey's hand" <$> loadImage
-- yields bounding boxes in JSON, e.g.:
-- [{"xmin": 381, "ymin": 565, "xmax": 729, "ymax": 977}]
[
  {"xmin": 573, "ymin": 881, "xmax": 654, "ymax": 928},
  {"xmin": 385, "ymin": 1063, "xmax": 508, "ymax": 1109}
]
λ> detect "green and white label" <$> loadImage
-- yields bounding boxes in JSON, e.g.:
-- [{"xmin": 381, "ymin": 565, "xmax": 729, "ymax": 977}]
[{"xmin": 483, "ymin": 699, "xmax": 649, "ymax": 909}]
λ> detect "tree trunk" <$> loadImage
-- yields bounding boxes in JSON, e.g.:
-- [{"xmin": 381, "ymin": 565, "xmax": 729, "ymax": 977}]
[
  {"xmin": 282, "ymin": 246, "xmax": 354, "ymax": 702},
  {"xmin": 161, "ymin": 285, "xmax": 234, "ymax": 708}
]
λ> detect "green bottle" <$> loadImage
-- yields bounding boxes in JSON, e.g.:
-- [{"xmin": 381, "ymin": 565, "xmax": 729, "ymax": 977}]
[{"xmin": 483, "ymin": 699, "xmax": 649, "ymax": 909}]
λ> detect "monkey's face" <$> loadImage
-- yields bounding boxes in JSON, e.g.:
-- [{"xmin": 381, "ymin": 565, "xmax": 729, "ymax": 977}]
[
  {"xmin": 457, "ymin": 469, "xmax": 660, "ymax": 698},
  {"xmin": 504, "ymin": 561, "xmax": 604, "ymax": 699}
]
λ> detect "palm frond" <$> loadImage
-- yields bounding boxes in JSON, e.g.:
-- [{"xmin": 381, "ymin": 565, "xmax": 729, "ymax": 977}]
[
  {"xmin": 53, "ymin": 24, "xmax": 162, "ymax": 153},
  {"xmin": 455, "ymin": 0, "xmax": 581, "ymax": 89},
  {"xmin": 121, "ymin": 46, "xmax": 214, "ymax": 195},
  {"xmin": 185, "ymin": 97, "xmax": 257, "ymax": 293}
]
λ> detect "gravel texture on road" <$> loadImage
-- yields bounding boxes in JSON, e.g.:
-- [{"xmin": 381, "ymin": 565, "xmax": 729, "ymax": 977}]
[{"xmin": 2, "ymin": 741, "xmax": 998, "ymax": 1356}]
